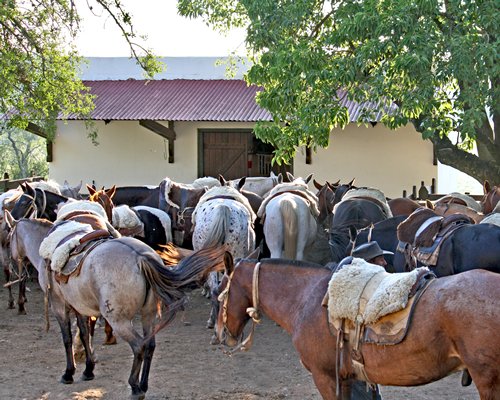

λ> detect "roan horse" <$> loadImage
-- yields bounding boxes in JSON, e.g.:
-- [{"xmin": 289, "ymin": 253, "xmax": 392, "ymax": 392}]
[
  {"xmin": 257, "ymin": 173, "xmax": 319, "ymax": 260},
  {"xmin": 215, "ymin": 255, "xmax": 500, "ymax": 399},
  {"xmin": 6, "ymin": 214, "xmax": 226, "ymax": 399}
]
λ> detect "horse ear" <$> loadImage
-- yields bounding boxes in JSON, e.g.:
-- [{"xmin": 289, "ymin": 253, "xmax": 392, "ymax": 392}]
[
  {"xmin": 348, "ymin": 225, "xmax": 358, "ymax": 243},
  {"xmin": 277, "ymin": 173, "xmax": 283, "ymax": 184},
  {"xmin": 223, "ymin": 251, "xmax": 234, "ymax": 275},
  {"xmin": 304, "ymin": 173, "xmax": 313, "ymax": 184},
  {"xmin": 484, "ymin": 180, "xmax": 491, "ymax": 194},
  {"xmin": 86, "ymin": 184, "xmax": 96, "ymax": 196},
  {"xmin": 426, "ymin": 199, "xmax": 434, "ymax": 209},
  {"xmin": 23, "ymin": 182, "xmax": 35, "ymax": 197},
  {"xmin": 107, "ymin": 185, "xmax": 116, "ymax": 199},
  {"xmin": 218, "ymin": 175, "xmax": 227, "ymax": 186},
  {"xmin": 73, "ymin": 180, "xmax": 83, "ymax": 193},
  {"xmin": 237, "ymin": 177, "xmax": 246, "ymax": 191},
  {"xmin": 347, "ymin": 178, "xmax": 356, "ymax": 187},
  {"xmin": 286, "ymin": 172, "xmax": 295, "ymax": 182},
  {"xmin": 313, "ymin": 179, "xmax": 323, "ymax": 191},
  {"xmin": 247, "ymin": 246, "xmax": 260, "ymax": 260}
]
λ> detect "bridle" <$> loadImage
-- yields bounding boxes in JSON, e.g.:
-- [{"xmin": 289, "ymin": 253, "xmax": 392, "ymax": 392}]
[
  {"xmin": 217, "ymin": 262, "xmax": 262, "ymax": 355},
  {"xmin": 16, "ymin": 189, "xmax": 47, "ymax": 219}
]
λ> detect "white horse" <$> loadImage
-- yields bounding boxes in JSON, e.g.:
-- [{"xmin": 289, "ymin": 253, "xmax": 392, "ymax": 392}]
[
  {"xmin": 257, "ymin": 173, "xmax": 319, "ymax": 260},
  {"xmin": 228, "ymin": 172, "xmax": 281, "ymax": 197},
  {"xmin": 191, "ymin": 184, "xmax": 256, "ymax": 331}
]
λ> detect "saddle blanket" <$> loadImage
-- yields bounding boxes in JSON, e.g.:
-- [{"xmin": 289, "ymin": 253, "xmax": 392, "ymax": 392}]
[{"xmin": 326, "ymin": 258, "xmax": 429, "ymax": 325}]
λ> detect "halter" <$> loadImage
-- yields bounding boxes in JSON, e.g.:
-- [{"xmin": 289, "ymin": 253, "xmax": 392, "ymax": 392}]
[{"xmin": 218, "ymin": 262, "xmax": 262, "ymax": 355}]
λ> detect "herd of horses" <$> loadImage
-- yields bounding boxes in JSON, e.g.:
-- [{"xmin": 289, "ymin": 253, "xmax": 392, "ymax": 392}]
[{"xmin": 0, "ymin": 174, "xmax": 499, "ymax": 399}]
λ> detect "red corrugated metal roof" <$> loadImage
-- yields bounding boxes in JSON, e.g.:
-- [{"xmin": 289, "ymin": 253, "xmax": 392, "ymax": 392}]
[
  {"xmin": 65, "ymin": 80, "xmax": 394, "ymax": 123},
  {"xmin": 68, "ymin": 79, "xmax": 272, "ymax": 122}
]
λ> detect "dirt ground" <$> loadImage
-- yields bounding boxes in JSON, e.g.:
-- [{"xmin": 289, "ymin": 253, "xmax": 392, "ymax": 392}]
[{"xmin": 0, "ymin": 280, "xmax": 481, "ymax": 400}]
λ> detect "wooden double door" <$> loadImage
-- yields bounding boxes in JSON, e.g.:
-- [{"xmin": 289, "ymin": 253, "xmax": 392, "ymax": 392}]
[{"xmin": 199, "ymin": 129, "xmax": 291, "ymax": 180}]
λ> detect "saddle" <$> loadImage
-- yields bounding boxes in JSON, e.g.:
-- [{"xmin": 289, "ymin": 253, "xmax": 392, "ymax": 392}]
[
  {"xmin": 323, "ymin": 259, "xmax": 435, "ymax": 387},
  {"xmin": 397, "ymin": 211, "xmax": 473, "ymax": 266}
]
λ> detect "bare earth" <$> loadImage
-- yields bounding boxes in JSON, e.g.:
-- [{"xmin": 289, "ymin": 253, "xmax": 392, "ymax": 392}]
[{"xmin": 0, "ymin": 282, "xmax": 481, "ymax": 400}]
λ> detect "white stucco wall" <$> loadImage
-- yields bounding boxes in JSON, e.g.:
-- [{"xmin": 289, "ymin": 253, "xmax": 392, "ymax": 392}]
[
  {"xmin": 294, "ymin": 123, "xmax": 436, "ymax": 199},
  {"xmin": 52, "ymin": 120, "xmax": 435, "ymax": 199},
  {"xmin": 51, "ymin": 120, "xmax": 255, "ymax": 188}
]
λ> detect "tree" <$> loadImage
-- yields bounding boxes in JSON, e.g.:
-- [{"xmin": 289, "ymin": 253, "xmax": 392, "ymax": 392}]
[
  {"xmin": 0, "ymin": 0, "xmax": 163, "ymax": 142},
  {"xmin": 178, "ymin": 0, "xmax": 499, "ymax": 184},
  {"xmin": 0, "ymin": 126, "xmax": 48, "ymax": 179}
]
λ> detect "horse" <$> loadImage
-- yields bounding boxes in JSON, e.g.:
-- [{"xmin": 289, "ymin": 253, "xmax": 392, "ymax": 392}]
[
  {"xmin": 6, "ymin": 214, "xmax": 226, "ymax": 399},
  {"xmin": 256, "ymin": 173, "xmax": 319, "ymax": 261},
  {"xmin": 9, "ymin": 182, "xmax": 72, "ymax": 221},
  {"xmin": 396, "ymin": 208, "xmax": 500, "ymax": 276},
  {"xmin": 387, "ymin": 197, "xmax": 422, "ymax": 216},
  {"xmin": 87, "ymin": 185, "xmax": 172, "ymax": 250},
  {"xmin": 328, "ymin": 196, "xmax": 389, "ymax": 263},
  {"xmin": 433, "ymin": 192, "xmax": 482, "ymax": 212},
  {"xmin": 215, "ymin": 255, "xmax": 500, "ymax": 400},
  {"xmin": 429, "ymin": 200, "xmax": 485, "ymax": 223},
  {"xmin": 482, "ymin": 181, "xmax": 500, "ymax": 214},
  {"xmin": 228, "ymin": 172, "xmax": 281, "ymax": 197},
  {"xmin": 191, "ymin": 181, "xmax": 256, "ymax": 332}
]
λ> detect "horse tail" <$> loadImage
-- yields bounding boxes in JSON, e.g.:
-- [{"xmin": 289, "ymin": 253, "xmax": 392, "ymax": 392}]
[
  {"xmin": 281, "ymin": 198, "xmax": 297, "ymax": 259},
  {"xmin": 137, "ymin": 243, "xmax": 227, "ymax": 335},
  {"xmin": 139, "ymin": 244, "xmax": 227, "ymax": 305},
  {"xmin": 201, "ymin": 204, "xmax": 231, "ymax": 248}
]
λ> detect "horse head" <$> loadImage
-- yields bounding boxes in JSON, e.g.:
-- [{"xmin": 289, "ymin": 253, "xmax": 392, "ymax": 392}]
[{"xmin": 87, "ymin": 184, "xmax": 116, "ymax": 222}]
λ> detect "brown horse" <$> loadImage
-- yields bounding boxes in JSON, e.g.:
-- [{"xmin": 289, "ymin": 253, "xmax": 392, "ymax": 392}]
[
  {"xmin": 387, "ymin": 197, "xmax": 422, "ymax": 216},
  {"xmin": 216, "ymin": 256, "xmax": 500, "ymax": 400},
  {"xmin": 482, "ymin": 181, "xmax": 500, "ymax": 214}
]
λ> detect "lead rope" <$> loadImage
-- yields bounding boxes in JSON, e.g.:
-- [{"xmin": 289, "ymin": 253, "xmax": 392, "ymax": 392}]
[{"xmin": 225, "ymin": 262, "xmax": 262, "ymax": 355}]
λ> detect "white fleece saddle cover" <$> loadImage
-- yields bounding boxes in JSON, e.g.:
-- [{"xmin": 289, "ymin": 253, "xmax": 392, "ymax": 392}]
[
  {"xmin": 327, "ymin": 258, "xmax": 429, "ymax": 325},
  {"xmin": 39, "ymin": 220, "xmax": 94, "ymax": 272}
]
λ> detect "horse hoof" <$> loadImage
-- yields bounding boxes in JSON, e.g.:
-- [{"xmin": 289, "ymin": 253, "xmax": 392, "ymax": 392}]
[
  {"xmin": 104, "ymin": 337, "xmax": 117, "ymax": 345},
  {"xmin": 206, "ymin": 321, "xmax": 214, "ymax": 329},
  {"xmin": 60, "ymin": 375, "xmax": 74, "ymax": 384},
  {"xmin": 82, "ymin": 372, "xmax": 95, "ymax": 381},
  {"xmin": 131, "ymin": 390, "xmax": 145, "ymax": 400},
  {"xmin": 210, "ymin": 335, "xmax": 220, "ymax": 345},
  {"xmin": 17, "ymin": 309, "xmax": 27, "ymax": 315},
  {"xmin": 8, "ymin": 302, "xmax": 15, "ymax": 309}
]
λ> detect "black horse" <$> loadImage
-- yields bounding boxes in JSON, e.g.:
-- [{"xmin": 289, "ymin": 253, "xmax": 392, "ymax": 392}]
[
  {"xmin": 328, "ymin": 198, "xmax": 387, "ymax": 262},
  {"xmin": 10, "ymin": 182, "xmax": 70, "ymax": 220},
  {"xmin": 353, "ymin": 211, "xmax": 500, "ymax": 276}
]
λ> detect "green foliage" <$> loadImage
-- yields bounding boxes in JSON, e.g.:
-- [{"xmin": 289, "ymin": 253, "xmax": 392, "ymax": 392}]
[
  {"xmin": 178, "ymin": 0, "xmax": 499, "ymax": 182},
  {"xmin": 0, "ymin": 126, "xmax": 48, "ymax": 179},
  {"xmin": 0, "ymin": 0, "xmax": 163, "ymax": 139}
]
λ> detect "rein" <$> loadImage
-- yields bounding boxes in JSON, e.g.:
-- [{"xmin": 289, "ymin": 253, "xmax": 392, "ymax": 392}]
[{"xmin": 218, "ymin": 262, "xmax": 262, "ymax": 355}]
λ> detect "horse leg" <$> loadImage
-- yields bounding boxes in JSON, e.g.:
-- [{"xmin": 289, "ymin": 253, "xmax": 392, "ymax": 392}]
[
  {"xmin": 139, "ymin": 312, "xmax": 156, "ymax": 394},
  {"xmin": 205, "ymin": 271, "xmax": 219, "ymax": 329},
  {"xmin": 53, "ymin": 307, "xmax": 76, "ymax": 384},
  {"xmin": 17, "ymin": 271, "xmax": 27, "ymax": 315},
  {"xmin": 3, "ymin": 261, "xmax": 15, "ymax": 309},
  {"xmin": 103, "ymin": 319, "xmax": 117, "ymax": 345},
  {"xmin": 309, "ymin": 370, "xmax": 338, "ymax": 400},
  {"xmin": 112, "ymin": 321, "xmax": 146, "ymax": 399},
  {"xmin": 75, "ymin": 314, "xmax": 95, "ymax": 381}
]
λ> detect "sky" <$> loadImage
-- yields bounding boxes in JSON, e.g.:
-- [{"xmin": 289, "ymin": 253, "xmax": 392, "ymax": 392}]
[{"xmin": 75, "ymin": 0, "xmax": 247, "ymax": 57}]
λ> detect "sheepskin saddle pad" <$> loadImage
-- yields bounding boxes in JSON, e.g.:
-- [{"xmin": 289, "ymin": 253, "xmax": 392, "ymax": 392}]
[
  {"xmin": 39, "ymin": 220, "xmax": 110, "ymax": 274},
  {"xmin": 327, "ymin": 258, "xmax": 431, "ymax": 333}
]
